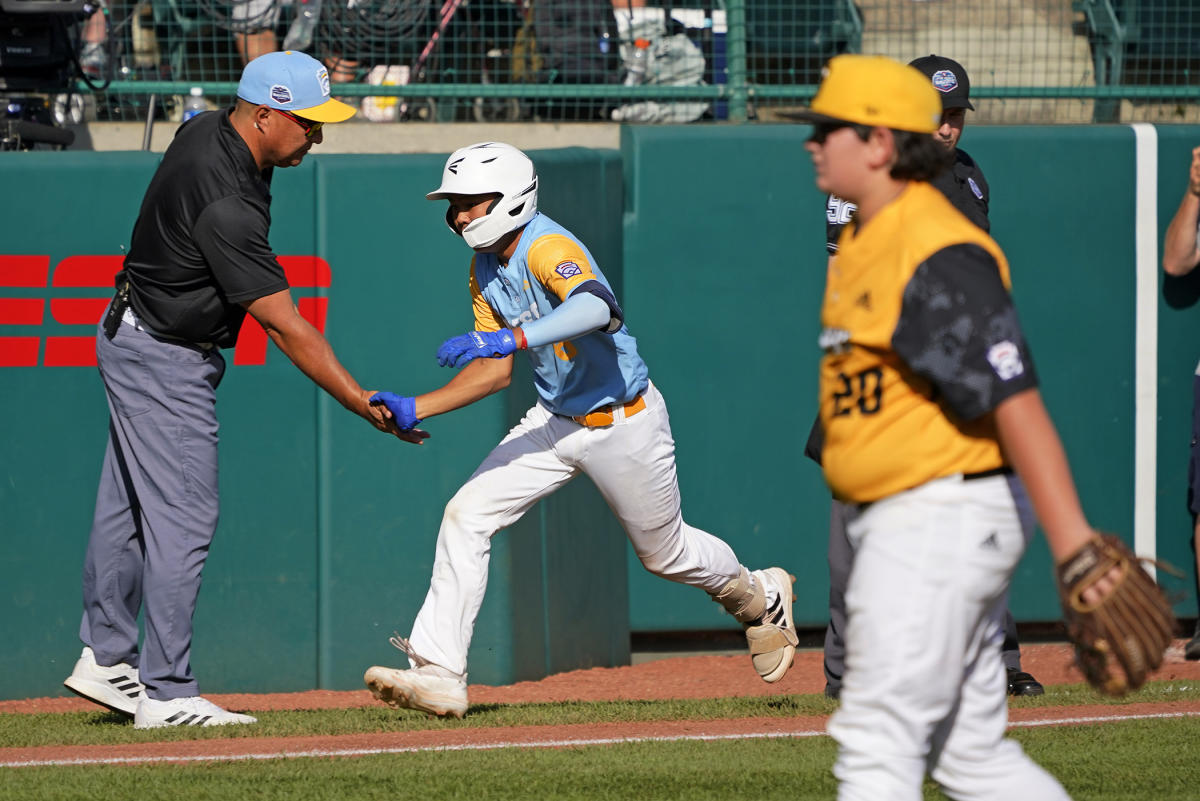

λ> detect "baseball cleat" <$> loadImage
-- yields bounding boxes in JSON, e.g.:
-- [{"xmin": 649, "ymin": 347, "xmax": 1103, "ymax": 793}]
[
  {"xmin": 133, "ymin": 696, "xmax": 257, "ymax": 729},
  {"xmin": 365, "ymin": 665, "xmax": 469, "ymax": 718},
  {"xmin": 63, "ymin": 647, "xmax": 145, "ymax": 716},
  {"xmin": 745, "ymin": 568, "xmax": 799, "ymax": 683}
]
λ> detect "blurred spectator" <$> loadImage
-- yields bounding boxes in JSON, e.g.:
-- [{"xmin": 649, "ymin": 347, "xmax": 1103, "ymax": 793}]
[
  {"xmin": 517, "ymin": 0, "xmax": 617, "ymax": 120},
  {"xmin": 79, "ymin": 2, "xmax": 108, "ymax": 78},
  {"xmin": 1162, "ymin": 144, "xmax": 1200, "ymax": 662},
  {"xmin": 230, "ymin": 0, "xmax": 293, "ymax": 64},
  {"xmin": 229, "ymin": 0, "xmax": 360, "ymax": 111}
]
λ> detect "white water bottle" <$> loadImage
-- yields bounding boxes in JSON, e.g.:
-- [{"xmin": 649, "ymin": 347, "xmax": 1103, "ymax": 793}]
[
  {"xmin": 623, "ymin": 38, "xmax": 650, "ymax": 86},
  {"xmin": 182, "ymin": 87, "xmax": 206, "ymax": 121}
]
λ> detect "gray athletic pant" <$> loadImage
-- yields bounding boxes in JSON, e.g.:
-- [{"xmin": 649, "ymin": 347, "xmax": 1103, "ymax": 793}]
[
  {"xmin": 79, "ymin": 314, "xmax": 225, "ymax": 700},
  {"xmin": 822, "ymin": 473, "xmax": 1034, "ymax": 691}
]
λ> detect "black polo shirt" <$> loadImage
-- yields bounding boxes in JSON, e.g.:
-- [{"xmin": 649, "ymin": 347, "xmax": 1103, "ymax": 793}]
[{"xmin": 120, "ymin": 108, "xmax": 289, "ymax": 348}]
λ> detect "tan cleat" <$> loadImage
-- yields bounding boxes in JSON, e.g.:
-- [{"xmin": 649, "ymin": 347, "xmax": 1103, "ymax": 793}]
[
  {"xmin": 745, "ymin": 567, "xmax": 798, "ymax": 683},
  {"xmin": 712, "ymin": 566, "xmax": 800, "ymax": 683},
  {"xmin": 364, "ymin": 665, "xmax": 468, "ymax": 718}
]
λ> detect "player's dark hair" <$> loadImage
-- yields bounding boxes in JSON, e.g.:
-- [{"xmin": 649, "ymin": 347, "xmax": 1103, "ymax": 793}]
[{"xmin": 889, "ymin": 130, "xmax": 952, "ymax": 181}]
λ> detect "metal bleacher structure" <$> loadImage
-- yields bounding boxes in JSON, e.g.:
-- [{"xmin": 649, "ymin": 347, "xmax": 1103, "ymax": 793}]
[{"xmin": 1, "ymin": 0, "xmax": 1198, "ymax": 135}]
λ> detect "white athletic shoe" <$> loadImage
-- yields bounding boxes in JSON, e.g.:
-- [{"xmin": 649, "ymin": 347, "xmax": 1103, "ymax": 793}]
[
  {"xmin": 133, "ymin": 696, "xmax": 257, "ymax": 729},
  {"xmin": 63, "ymin": 647, "xmax": 145, "ymax": 716},
  {"xmin": 745, "ymin": 567, "xmax": 799, "ymax": 683},
  {"xmin": 364, "ymin": 664, "xmax": 469, "ymax": 718}
]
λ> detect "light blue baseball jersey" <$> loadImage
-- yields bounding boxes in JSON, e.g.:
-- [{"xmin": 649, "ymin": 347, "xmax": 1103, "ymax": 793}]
[{"xmin": 468, "ymin": 212, "xmax": 649, "ymax": 417}]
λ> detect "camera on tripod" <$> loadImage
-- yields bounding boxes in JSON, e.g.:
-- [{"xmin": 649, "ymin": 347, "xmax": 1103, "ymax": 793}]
[{"xmin": 1, "ymin": 0, "xmax": 87, "ymax": 150}]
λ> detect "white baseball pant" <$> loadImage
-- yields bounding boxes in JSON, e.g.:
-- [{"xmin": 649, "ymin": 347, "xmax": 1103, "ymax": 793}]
[
  {"xmin": 407, "ymin": 382, "xmax": 743, "ymax": 676},
  {"xmin": 828, "ymin": 473, "xmax": 1071, "ymax": 801}
]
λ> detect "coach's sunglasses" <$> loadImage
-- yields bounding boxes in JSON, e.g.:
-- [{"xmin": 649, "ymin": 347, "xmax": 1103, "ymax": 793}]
[{"xmin": 271, "ymin": 108, "xmax": 323, "ymax": 139}]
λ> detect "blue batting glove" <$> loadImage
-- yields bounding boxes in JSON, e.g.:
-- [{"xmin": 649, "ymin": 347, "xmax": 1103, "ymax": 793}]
[
  {"xmin": 436, "ymin": 329, "xmax": 517, "ymax": 368},
  {"xmin": 369, "ymin": 392, "xmax": 421, "ymax": 430}
]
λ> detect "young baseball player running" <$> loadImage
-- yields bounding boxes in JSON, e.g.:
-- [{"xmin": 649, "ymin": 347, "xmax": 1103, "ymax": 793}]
[
  {"xmin": 364, "ymin": 142, "xmax": 798, "ymax": 717},
  {"xmin": 798, "ymin": 55, "xmax": 1136, "ymax": 800}
]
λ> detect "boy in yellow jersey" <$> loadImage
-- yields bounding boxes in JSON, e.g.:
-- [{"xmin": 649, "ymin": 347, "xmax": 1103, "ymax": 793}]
[{"xmin": 796, "ymin": 55, "xmax": 1120, "ymax": 800}]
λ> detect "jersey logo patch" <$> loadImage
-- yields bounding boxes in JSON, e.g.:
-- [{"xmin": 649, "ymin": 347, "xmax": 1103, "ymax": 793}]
[
  {"xmin": 270, "ymin": 84, "xmax": 293, "ymax": 104},
  {"xmin": 931, "ymin": 70, "xmax": 959, "ymax": 93},
  {"xmin": 987, "ymin": 341, "xmax": 1024, "ymax": 380},
  {"xmin": 968, "ymin": 177, "xmax": 983, "ymax": 199},
  {"xmin": 555, "ymin": 261, "xmax": 582, "ymax": 279},
  {"xmin": 854, "ymin": 291, "xmax": 871, "ymax": 310}
]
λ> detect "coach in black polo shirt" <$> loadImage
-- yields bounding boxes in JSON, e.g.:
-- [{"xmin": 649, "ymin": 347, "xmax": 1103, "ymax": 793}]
[{"xmin": 62, "ymin": 51, "xmax": 427, "ymax": 730}]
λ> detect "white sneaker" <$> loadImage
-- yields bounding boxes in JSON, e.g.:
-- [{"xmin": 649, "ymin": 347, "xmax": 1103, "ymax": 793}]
[
  {"xmin": 745, "ymin": 568, "xmax": 799, "ymax": 683},
  {"xmin": 133, "ymin": 696, "xmax": 257, "ymax": 729},
  {"xmin": 63, "ymin": 647, "xmax": 144, "ymax": 716},
  {"xmin": 364, "ymin": 664, "xmax": 468, "ymax": 718}
]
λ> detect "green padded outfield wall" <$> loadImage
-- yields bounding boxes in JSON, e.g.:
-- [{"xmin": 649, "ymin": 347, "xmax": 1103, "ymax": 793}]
[{"xmin": 0, "ymin": 147, "xmax": 628, "ymax": 701}]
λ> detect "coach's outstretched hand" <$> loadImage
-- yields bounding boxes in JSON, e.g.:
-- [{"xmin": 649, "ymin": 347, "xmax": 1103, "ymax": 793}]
[
  {"xmin": 369, "ymin": 392, "xmax": 423, "ymax": 432},
  {"xmin": 437, "ymin": 330, "xmax": 520, "ymax": 368}
]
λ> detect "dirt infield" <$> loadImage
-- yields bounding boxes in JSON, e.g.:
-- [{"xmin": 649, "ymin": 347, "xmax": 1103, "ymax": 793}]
[{"xmin": 4, "ymin": 641, "xmax": 1199, "ymax": 766}]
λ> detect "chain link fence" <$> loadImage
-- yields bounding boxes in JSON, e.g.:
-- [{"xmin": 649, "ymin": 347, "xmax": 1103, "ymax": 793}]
[{"xmin": 1, "ymin": 0, "xmax": 1198, "ymax": 130}]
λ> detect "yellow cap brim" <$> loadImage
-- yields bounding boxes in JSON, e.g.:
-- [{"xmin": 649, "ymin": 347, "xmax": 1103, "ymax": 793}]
[{"xmin": 293, "ymin": 96, "xmax": 357, "ymax": 123}]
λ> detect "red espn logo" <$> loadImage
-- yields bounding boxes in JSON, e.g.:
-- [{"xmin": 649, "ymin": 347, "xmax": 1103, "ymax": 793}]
[{"xmin": 0, "ymin": 255, "xmax": 331, "ymax": 367}]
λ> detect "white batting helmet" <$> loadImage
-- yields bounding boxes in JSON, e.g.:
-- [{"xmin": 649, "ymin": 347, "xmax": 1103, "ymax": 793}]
[{"xmin": 426, "ymin": 142, "xmax": 539, "ymax": 249}]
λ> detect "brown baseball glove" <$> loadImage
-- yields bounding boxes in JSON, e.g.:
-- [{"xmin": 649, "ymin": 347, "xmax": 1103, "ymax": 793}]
[{"xmin": 1056, "ymin": 533, "xmax": 1176, "ymax": 696}]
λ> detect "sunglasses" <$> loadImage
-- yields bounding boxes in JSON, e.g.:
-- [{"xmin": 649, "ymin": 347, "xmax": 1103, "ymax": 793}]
[
  {"xmin": 807, "ymin": 122, "xmax": 853, "ymax": 145},
  {"xmin": 271, "ymin": 107, "xmax": 323, "ymax": 139}
]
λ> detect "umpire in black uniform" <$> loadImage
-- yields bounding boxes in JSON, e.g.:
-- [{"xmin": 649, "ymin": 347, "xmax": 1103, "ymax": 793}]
[
  {"xmin": 62, "ymin": 50, "xmax": 426, "ymax": 730},
  {"xmin": 810, "ymin": 54, "xmax": 1045, "ymax": 699}
]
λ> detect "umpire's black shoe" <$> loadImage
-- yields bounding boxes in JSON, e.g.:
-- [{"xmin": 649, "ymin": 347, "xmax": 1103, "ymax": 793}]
[
  {"xmin": 1007, "ymin": 668, "xmax": 1045, "ymax": 696},
  {"xmin": 1185, "ymin": 626, "xmax": 1200, "ymax": 661},
  {"xmin": 823, "ymin": 682, "xmax": 841, "ymax": 700}
]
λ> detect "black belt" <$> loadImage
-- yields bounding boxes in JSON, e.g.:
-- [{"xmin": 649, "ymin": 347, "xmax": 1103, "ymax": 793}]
[{"xmin": 962, "ymin": 466, "xmax": 1014, "ymax": 481}]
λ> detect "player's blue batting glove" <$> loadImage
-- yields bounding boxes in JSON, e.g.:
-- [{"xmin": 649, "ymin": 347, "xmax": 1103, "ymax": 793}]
[
  {"xmin": 436, "ymin": 329, "xmax": 520, "ymax": 368},
  {"xmin": 369, "ymin": 392, "xmax": 421, "ymax": 431}
]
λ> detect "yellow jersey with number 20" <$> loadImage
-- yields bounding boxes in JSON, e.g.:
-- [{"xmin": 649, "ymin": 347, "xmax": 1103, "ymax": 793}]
[{"xmin": 819, "ymin": 181, "xmax": 1020, "ymax": 504}]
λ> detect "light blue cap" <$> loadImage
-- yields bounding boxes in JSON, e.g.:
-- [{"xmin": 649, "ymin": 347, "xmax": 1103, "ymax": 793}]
[{"xmin": 236, "ymin": 50, "xmax": 355, "ymax": 123}]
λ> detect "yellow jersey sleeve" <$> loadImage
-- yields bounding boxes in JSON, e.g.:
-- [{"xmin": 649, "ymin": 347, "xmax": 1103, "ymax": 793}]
[
  {"xmin": 525, "ymin": 234, "xmax": 597, "ymax": 300},
  {"xmin": 469, "ymin": 257, "xmax": 506, "ymax": 333}
]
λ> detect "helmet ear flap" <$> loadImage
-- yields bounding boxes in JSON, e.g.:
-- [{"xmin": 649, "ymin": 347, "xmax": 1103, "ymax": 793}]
[{"xmin": 444, "ymin": 204, "xmax": 457, "ymax": 236}]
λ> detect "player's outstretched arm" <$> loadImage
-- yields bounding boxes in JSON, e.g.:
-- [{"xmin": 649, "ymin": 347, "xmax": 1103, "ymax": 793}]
[
  {"xmin": 1163, "ymin": 146, "xmax": 1200, "ymax": 276},
  {"xmin": 374, "ymin": 357, "xmax": 513, "ymax": 430}
]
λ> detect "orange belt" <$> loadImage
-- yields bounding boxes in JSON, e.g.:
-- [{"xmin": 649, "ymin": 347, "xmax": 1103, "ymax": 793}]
[{"xmin": 572, "ymin": 394, "xmax": 647, "ymax": 427}]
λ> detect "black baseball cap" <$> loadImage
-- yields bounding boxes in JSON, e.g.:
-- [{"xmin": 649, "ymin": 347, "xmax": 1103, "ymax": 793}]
[{"xmin": 907, "ymin": 55, "xmax": 974, "ymax": 111}]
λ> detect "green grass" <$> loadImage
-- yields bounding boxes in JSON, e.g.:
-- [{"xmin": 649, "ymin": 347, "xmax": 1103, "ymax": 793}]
[
  {"xmin": 2, "ymin": 719, "xmax": 1199, "ymax": 801},
  {"xmin": 1, "ymin": 682, "xmax": 1198, "ymax": 801},
  {"xmin": 0, "ymin": 694, "xmax": 836, "ymax": 748},
  {"xmin": 4, "ymin": 680, "xmax": 1197, "ymax": 749}
]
